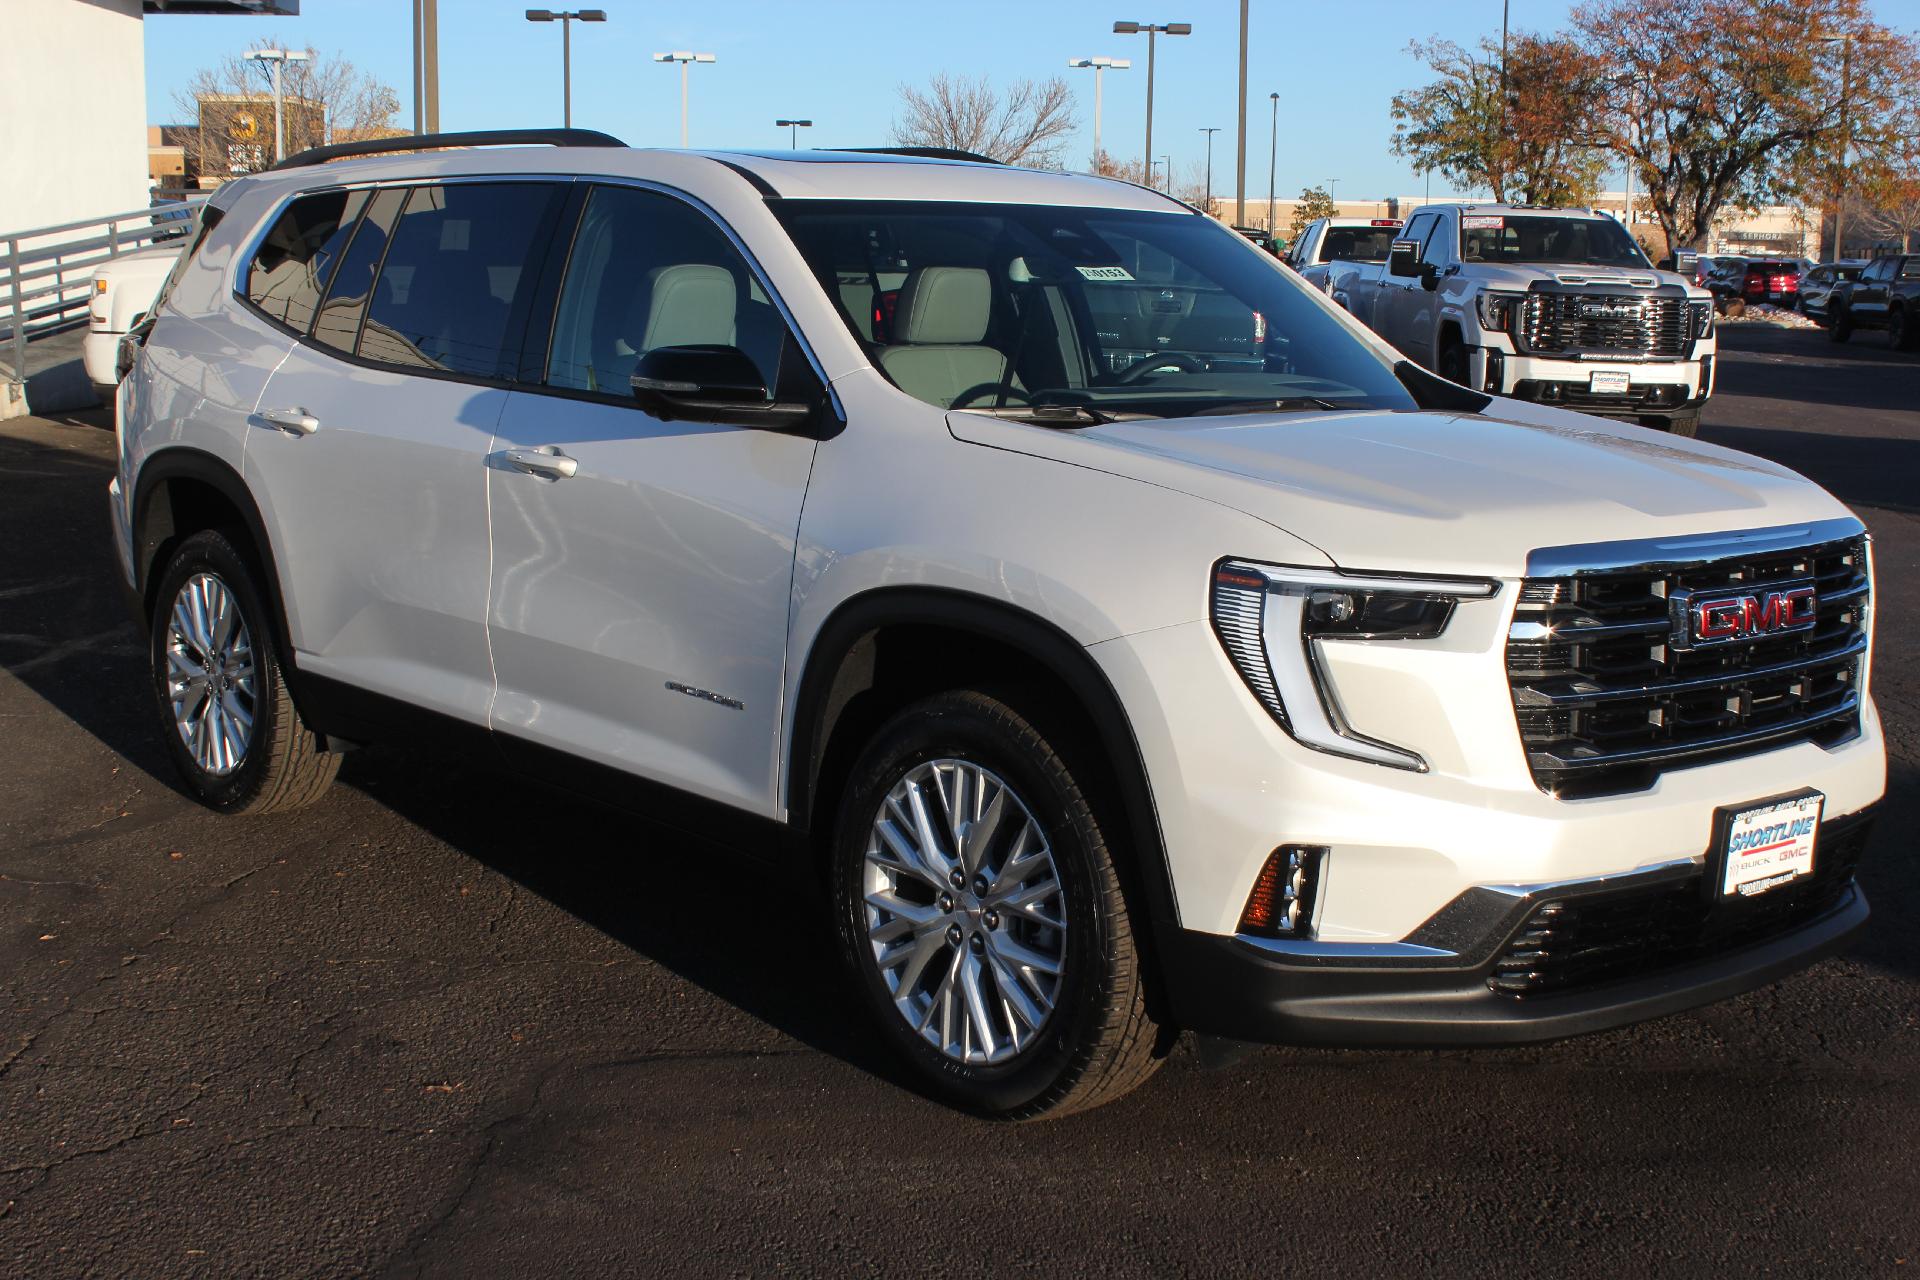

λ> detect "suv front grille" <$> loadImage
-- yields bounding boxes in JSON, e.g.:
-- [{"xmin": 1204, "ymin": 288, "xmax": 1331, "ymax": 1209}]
[
  {"xmin": 1515, "ymin": 293, "xmax": 1692, "ymax": 358},
  {"xmin": 1506, "ymin": 534, "xmax": 1869, "ymax": 797},
  {"xmin": 1489, "ymin": 811, "xmax": 1872, "ymax": 998}
]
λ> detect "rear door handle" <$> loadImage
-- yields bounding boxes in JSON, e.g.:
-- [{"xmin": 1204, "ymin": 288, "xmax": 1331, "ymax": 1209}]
[
  {"xmin": 259, "ymin": 408, "xmax": 320, "ymax": 435},
  {"xmin": 497, "ymin": 447, "xmax": 579, "ymax": 480}
]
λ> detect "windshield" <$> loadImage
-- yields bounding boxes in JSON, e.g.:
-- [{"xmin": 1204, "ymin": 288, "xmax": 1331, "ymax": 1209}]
[
  {"xmin": 771, "ymin": 199, "xmax": 1417, "ymax": 420},
  {"xmin": 1318, "ymin": 225, "xmax": 1399, "ymax": 263},
  {"xmin": 1459, "ymin": 214, "xmax": 1649, "ymax": 268}
]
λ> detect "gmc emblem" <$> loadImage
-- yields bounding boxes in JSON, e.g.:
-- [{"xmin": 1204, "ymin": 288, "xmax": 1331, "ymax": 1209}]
[
  {"xmin": 1581, "ymin": 301, "xmax": 1642, "ymax": 320},
  {"xmin": 1669, "ymin": 580, "xmax": 1818, "ymax": 649}
]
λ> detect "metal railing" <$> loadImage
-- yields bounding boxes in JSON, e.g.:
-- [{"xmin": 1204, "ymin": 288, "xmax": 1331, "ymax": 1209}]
[{"xmin": 2, "ymin": 197, "xmax": 208, "ymax": 384}]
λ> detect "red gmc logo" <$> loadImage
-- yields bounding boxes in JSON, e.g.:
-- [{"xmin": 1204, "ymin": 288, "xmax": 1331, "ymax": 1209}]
[{"xmin": 1673, "ymin": 581, "xmax": 1818, "ymax": 648}]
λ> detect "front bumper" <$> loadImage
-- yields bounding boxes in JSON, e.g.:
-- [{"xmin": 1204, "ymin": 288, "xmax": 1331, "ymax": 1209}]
[
  {"xmin": 1474, "ymin": 348, "xmax": 1712, "ymax": 421},
  {"xmin": 1158, "ymin": 806, "xmax": 1875, "ymax": 1047}
]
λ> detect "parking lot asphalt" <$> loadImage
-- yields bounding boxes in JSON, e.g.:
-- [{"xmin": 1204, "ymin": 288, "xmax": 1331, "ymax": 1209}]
[{"xmin": 2, "ymin": 324, "xmax": 1916, "ymax": 1277}]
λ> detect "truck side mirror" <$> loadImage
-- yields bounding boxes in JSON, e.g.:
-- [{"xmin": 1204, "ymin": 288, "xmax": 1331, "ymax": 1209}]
[{"xmin": 1387, "ymin": 240, "xmax": 1423, "ymax": 279}]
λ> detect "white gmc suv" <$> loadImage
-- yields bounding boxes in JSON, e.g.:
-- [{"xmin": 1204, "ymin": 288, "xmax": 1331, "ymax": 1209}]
[
  {"xmin": 112, "ymin": 132, "xmax": 1883, "ymax": 1119},
  {"xmin": 1331, "ymin": 203, "xmax": 1717, "ymax": 436}
]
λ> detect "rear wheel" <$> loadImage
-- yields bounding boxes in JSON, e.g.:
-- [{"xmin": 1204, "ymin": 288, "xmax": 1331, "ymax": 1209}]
[
  {"xmin": 831, "ymin": 690, "xmax": 1162, "ymax": 1119},
  {"xmin": 149, "ymin": 529, "xmax": 339, "ymax": 814}
]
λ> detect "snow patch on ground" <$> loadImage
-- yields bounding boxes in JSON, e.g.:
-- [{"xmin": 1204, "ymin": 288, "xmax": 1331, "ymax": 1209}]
[{"xmin": 1720, "ymin": 303, "xmax": 1823, "ymax": 329}]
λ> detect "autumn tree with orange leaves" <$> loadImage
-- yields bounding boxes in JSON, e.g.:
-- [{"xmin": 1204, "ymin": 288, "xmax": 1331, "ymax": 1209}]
[
  {"xmin": 1391, "ymin": 32, "xmax": 1613, "ymax": 207},
  {"xmin": 1572, "ymin": 0, "xmax": 1919, "ymax": 252}
]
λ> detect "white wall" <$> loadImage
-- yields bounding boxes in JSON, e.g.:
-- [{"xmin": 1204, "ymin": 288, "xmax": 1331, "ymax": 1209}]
[{"xmin": 0, "ymin": 0, "xmax": 150, "ymax": 235}]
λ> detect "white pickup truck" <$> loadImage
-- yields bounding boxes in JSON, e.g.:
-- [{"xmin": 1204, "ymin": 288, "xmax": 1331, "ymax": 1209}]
[
  {"xmin": 1328, "ymin": 204, "xmax": 1716, "ymax": 435},
  {"xmin": 1286, "ymin": 215, "xmax": 1402, "ymax": 293}
]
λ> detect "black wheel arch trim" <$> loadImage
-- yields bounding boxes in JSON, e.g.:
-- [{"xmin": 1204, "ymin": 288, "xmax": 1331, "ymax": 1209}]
[
  {"xmin": 786, "ymin": 586, "xmax": 1182, "ymax": 931},
  {"xmin": 129, "ymin": 446, "xmax": 310, "ymax": 710}
]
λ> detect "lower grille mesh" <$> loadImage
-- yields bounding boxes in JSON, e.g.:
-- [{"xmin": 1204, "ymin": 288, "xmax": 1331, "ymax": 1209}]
[{"xmin": 1489, "ymin": 813, "xmax": 1872, "ymax": 998}]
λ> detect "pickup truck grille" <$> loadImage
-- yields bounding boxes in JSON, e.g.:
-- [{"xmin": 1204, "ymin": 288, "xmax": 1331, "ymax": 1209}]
[
  {"xmin": 1506, "ymin": 534, "xmax": 1869, "ymax": 797},
  {"xmin": 1515, "ymin": 293, "xmax": 1691, "ymax": 358},
  {"xmin": 1488, "ymin": 809, "xmax": 1872, "ymax": 998}
]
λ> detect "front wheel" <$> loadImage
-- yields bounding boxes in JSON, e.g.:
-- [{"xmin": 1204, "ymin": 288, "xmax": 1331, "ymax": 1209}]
[
  {"xmin": 1830, "ymin": 305, "xmax": 1853, "ymax": 343},
  {"xmin": 149, "ymin": 529, "xmax": 339, "ymax": 813},
  {"xmin": 1437, "ymin": 340, "xmax": 1471, "ymax": 386},
  {"xmin": 1890, "ymin": 307, "xmax": 1914, "ymax": 351},
  {"xmin": 831, "ymin": 690, "xmax": 1162, "ymax": 1119}
]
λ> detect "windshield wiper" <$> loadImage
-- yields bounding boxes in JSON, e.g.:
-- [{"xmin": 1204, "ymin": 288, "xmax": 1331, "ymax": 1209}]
[
  {"xmin": 1177, "ymin": 397, "xmax": 1345, "ymax": 417},
  {"xmin": 959, "ymin": 403, "xmax": 1117, "ymax": 427}
]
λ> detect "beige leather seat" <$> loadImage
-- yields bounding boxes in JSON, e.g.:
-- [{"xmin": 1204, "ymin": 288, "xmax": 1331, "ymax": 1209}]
[
  {"xmin": 877, "ymin": 266, "xmax": 1017, "ymax": 408},
  {"xmin": 640, "ymin": 263, "xmax": 738, "ymax": 350}
]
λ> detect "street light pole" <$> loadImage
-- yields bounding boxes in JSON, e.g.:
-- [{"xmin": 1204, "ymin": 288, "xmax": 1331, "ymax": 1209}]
[
  {"xmin": 776, "ymin": 118, "xmax": 813, "ymax": 148},
  {"xmin": 244, "ymin": 49, "xmax": 312, "ymax": 163},
  {"xmin": 1327, "ymin": 177, "xmax": 1340, "ymax": 210},
  {"xmin": 1160, "ymin": 155, "xmax": 1171, "ymax": 193},
  {"xmin": 1235, "ymin": 0, "xmax": 1248, "ymax": 226},
  {"xmin": 1067, "ymin": 57, "xmax": 1130, "ymax": 162},
  {"xmin": 1267, "ymin": 92, "xmax": 1278, "ymax": 233},
  {"xmin": 1199, "ymin": 127, "xmax": 1220, "ymax": 214},
  {"xmin": 526, "ymin": 11, "xmax": 608, "ymax": 129},
  {"xmin": 653, "ymin": 51, "xmax": 717, "ymax": 146},
  {"xmin": 1112, "ymin": 21, "xmax": 1191, "ymax": 180}
]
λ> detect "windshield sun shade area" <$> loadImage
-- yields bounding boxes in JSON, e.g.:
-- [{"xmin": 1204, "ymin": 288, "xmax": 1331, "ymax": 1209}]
[
  {"xmin": 770, "ymin": 199, "xmax": 1417, "ymax": 421},
  {"xmin": 1458, "ymin": 214, "xmax": 1649, "ymax": 268}
]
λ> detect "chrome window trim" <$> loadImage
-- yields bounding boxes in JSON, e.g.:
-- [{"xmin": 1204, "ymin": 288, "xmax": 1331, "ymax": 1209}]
[{"xmin": 1525, "ymin": 516, "xmax": 1867, "ymax": 579}]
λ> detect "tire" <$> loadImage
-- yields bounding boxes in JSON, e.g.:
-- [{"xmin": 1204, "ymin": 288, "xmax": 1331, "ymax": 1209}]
[
  {"xmin": 830, "ymin": 690, "xmax": 1162, "ymax": 1120},
  {"xmin": 149, "ymin": 529, "xmax": 339, "ymax": 814},
  {"xmin": 1830, "ymin": 304, "xmax": 1853, "ymax": 343},
  {"xmin": 1437, "ymin": 340, "xmax": 1471, "ymax": 386},
  {"xmin": 1664, "ymin": 411, "xmax": 1701, "ymax": 438},
  {"xmin": 1890, "ymin": 306, "xmax": 1915, "ymax": 352}
]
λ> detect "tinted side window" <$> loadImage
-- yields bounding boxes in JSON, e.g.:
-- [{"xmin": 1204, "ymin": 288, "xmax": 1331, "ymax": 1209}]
[
  {"xmin": 359, "ymin": 182, "xmax": 566, "ymax": 379},
  {"xmin": 245, "ymin": 190, "xmax": 366, "ymax": 332},
  {"xmin": 546, "ymin": 185, "xmax": 787, "ymax": 398},
  {"xmin": 1400, "ymin": 213, "xmax": 1437, "ymax": 259},
  {"xmin": 311, "ymin": 187, "xmax": 406, "ymax": 354}
]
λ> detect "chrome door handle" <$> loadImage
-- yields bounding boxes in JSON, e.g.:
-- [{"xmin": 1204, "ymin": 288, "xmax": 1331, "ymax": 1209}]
[
  {"xmin": 498, "ymin": 447, "xmax": 579, "ymax": 480},
  {"xmin": 259, "ymin": 408, "xmax": 320, "ymax": 435}
]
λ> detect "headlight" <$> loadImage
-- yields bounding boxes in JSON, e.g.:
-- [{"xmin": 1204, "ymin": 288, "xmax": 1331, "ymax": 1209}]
[
  {"xmin": 1211, "ymin": 560, "xmax": 1499, "ymax": 770},
  {"xmin": 1475, "ymin": 291, "xmax": 1523, "ymax": 332}
]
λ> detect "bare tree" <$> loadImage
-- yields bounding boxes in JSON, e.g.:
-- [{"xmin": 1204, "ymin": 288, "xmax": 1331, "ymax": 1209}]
[
  {"xmin": 892, "ymin": 73, "xmax": 1078, "ymax": 169},
  {"xmin": 171, "ymin": 40, "xmax": 401, "ymax": 178}
]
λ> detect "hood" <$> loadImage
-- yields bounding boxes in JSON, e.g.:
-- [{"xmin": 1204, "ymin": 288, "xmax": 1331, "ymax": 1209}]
[
  {"xmin": 1463, "ymin": 262, "xmax": 1703, "ymax": 296},
  {"xmin": 947, "ymin": 404, "xmax": 1854, "ymax": 578}
]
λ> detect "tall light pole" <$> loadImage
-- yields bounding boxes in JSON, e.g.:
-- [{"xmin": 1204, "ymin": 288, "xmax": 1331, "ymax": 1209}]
[
  {"xmin": 413, "ymin": 0, "xmax": 439, "ymax": 134},
  {"xmin": 1812, "ymin": 32, "xmax": 1886, "ymax": 258},
  {"xmin": 525, "ymin": 10, "xmax": 607, "ymax": 129},
  {"xmin": 653, "ymin": 51, "xmax": 716, "ymax": 147},
  {"xmin": 1112, "ymin": 21, "xmax": 1191, "ymax": 181},
  {"xmin": 1234, "ymin": 0, "xmax": 1248, "ymax": 225},
  {"xmin": 1199, "ymin": 127, "xmax": 1220, "ymax": 214},
  {"xmin": 1327, "ymin": 178, "xmax": 1340, "ymax": 210},
  {"xmin": 1160, "ymin": 155, "xmax": 1172, "ymax": 193},
  {"xmin": 244, "ymin": 48, "xmax": 312, "ymax": 163},
  {"xmin": 1067, "ymin": 56, "xmax": 1130, "ymax": 162},
  {"xmin": 776, "ymin": 118, "xmax": 812, "ymax": 148},
  {"xmin": 1266, "ymin": 92, "xmax": 1279, "ymax": 233}
]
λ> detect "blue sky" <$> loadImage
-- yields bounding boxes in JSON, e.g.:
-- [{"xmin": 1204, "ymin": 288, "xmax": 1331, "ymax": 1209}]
[{"xmin": 139, "ymin": 0, "xmax": 1902, "ymax": 200}]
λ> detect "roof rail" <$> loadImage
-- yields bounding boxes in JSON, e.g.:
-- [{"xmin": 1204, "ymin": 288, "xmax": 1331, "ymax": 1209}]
[
  {"xmin": 271, "ymin": 128, "xmax": 626, "ymax": 172},
  {"xmin": 831, "ymin": 146, "xmax": 1003, "ymax": 165}
]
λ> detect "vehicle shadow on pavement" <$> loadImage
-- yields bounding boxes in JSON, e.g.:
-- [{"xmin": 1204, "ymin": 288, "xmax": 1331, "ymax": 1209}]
[
  {"xmin": 328, "ymin": 746, "xmax": 946, "ymax": 1102},
  {"xmin": 0, "ymin": 422, "xmax": 184, "ymax": 794}
]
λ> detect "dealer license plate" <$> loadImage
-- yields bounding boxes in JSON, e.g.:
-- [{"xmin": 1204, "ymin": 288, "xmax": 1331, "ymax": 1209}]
[
  {"xmin": 1716, "ymin": 792, "xmax": 1823, "ymax": 899},
  {"xmin": 1588, "ymin": 370, "xmax": 1631, "ymax": 395}
]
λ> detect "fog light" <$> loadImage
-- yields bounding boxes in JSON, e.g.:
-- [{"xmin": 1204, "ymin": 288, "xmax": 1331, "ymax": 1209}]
[
  {"xmin": 1483, "ymin": 349, "xmax": 1504, "ymax": 393},
  {"xmin": 1238, "ymin": 845, "xmax": 1325, "ymax": 937}
]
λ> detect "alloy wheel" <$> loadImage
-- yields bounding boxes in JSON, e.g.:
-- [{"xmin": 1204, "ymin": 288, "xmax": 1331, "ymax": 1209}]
[
  {"xmin": 860, "ymin": 759, "xmax": 1066, "ymax": 1066},
  {"xmin": 164, "ymin": 572, "xmax": 257, "ymax": 776}
]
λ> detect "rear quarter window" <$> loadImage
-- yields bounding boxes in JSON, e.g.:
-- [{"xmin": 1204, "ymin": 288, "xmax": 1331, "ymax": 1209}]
[{"xmin": 243, "ymin": 189, "xmax": 367, "ymax": 332}]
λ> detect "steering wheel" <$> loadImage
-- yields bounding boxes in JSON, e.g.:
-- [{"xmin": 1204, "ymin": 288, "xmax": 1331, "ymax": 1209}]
[{"xmin": 1113, "ymin": 351, "xmax": 1207, "ymax": 384}]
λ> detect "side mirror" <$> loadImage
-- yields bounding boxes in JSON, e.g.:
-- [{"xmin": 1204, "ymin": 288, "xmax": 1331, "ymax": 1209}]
[
  {"xmin": 1387, "ymin": 239, "xmax": 1424, "ymax": 280},
  {"xmin": 630, "ymin": 343, "xmax": 816, "ymax": 430}
]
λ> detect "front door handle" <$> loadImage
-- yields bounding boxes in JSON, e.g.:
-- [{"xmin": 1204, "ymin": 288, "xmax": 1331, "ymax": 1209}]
[
  {"xmin": 497, "ymin": 446, "xmax": 579, "ymax": 480},
  {"xmin": 259, "ymin": 408, "xmax": 320, "ymax": 436}
]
